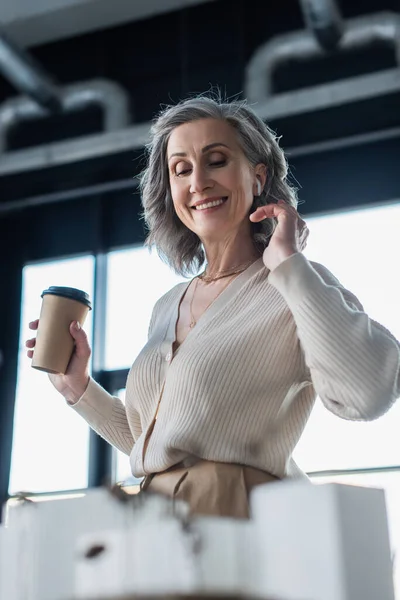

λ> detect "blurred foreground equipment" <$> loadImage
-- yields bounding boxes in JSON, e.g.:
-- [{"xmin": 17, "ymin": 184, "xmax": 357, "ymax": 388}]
[{"xmin": 0, "ymin": 480, "xmax": 395, "ymax": 600}]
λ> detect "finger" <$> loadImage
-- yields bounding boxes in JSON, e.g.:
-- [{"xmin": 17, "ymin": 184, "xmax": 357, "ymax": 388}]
[
  {"xmin": 27, "ymin": 350, "xmax": 34, "ymax": 359},
  {"xmin": 285, "ymin": 208, "xmax": 308, "ymax": 234},
  {"xmin": 69, "ymin": 321, "xmax": 91, "ymax": 360},
  {"xmin": 279, "ymin": 200, "xmax": 301, "ymax": 219},
  {"xmin": 299, "ymin": 226, "xmax": 310, "ymax": 251},
  {"xmin": 250, "ymin": 204, "xmax": 285, "ymax": 223},
  {"xmin": 301, "ymin": 231, "xmax": 309, "ymax": 246},
  {"xmin": 29, "ymin": 319, "xmax": 39, "ymax": 330},
  {"xmin": 25, "ymin": 338, "xmax": 36, "ymax": 349},
  {"xmin": 277, "ymin": 200, "xmax": 298, "ymax": 219}
]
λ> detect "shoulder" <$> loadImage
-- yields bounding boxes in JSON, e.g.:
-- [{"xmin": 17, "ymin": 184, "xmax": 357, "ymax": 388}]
[
  {"xmin": 148, "ymin": 280, "xmax": 189, "ymax": 335},
  {"xmin": 154, "ymin": 280, "xmax": 189, "ymax": 309}
]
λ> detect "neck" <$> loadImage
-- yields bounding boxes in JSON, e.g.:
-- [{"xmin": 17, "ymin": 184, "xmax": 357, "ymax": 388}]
[{"xmin": 202, "ymin": 234, "xmax": 261, "ymax": 276}]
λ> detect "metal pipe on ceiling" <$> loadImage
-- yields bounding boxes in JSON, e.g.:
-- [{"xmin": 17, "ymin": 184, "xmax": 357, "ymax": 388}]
[
  {"xmin": 246, "ymin": 12, "xmax": 400, "ymax": 106},
  {"xmin": 0, "ymin": 24, "xmax": 62, "ymax": 113},
  {"xmin": 299, "ymin": 0, "xmax": 344, "ymax": 51},
  {"xmin": 0, "ymin": 120, "xmax": 150, "ymax": 177},
  {"xmin": 0, "ymin": 177, "xmax": 140, "ymax": 215},
  {"xmin": 1, "ymin": 125, "xmax": 400, "ymax": 216},
  {"xmin": 1, "ymin": 13, "xmax": 398, "ymax": 175},
  {"xmin": 0, "ymin": 79, "xmax": 132, "ymax": 154}
]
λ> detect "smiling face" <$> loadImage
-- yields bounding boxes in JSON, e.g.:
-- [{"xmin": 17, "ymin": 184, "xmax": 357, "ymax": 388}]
[{"xmin": 167, "ymin": 118, "xmax": 266, "ymax": 243}]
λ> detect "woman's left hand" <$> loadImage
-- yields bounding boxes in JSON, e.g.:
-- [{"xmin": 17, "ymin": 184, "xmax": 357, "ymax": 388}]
[{"xmin": 249, "ymin": 200, "xmax": 309, "ymax": 272}]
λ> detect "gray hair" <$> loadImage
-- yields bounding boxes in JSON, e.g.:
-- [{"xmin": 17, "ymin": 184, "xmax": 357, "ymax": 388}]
[{"xmin": 139, "ymin": 93, "xmax": 299, "ymax": 277}]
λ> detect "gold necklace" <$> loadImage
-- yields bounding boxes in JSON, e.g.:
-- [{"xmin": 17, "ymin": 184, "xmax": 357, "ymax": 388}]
[
  {"xmin": 199, "ymin": 258, "xmax": 255, "ymax": 284},
  {"xmin": 189, "ymin": 270, "xmax": 240, "ymax": 329}
]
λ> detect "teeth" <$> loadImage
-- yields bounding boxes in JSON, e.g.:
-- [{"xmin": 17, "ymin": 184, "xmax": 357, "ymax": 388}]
[{"xmin": 195, "ymin": 198, "xmax": 225, "ymax": 210}]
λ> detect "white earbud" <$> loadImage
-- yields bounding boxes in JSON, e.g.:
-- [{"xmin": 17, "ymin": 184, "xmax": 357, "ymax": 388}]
[{"xmin": 256, "ymin": 180, "xmax": 262, "ymax": 196}]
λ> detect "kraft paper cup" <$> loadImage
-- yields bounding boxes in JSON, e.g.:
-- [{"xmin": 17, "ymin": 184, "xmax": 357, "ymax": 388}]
[{"xmin": 31, "ymin": 286, "xmax": 92, "ymax": 375}]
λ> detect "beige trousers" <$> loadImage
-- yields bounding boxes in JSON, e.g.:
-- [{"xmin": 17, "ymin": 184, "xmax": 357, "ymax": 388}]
[{"xmin": 141, "ymin": 460, "xmax": 279, "ymax": 519}]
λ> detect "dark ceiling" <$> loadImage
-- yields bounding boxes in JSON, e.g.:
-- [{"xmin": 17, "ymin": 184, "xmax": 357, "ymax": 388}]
[{"xmin": 1, "ymin": 0, "xmax": 399, "ymax": 208}]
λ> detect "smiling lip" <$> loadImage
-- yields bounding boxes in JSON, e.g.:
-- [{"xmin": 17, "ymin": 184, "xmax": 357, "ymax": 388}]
[{"xmin": 190, "ymin": 197, "xmax": 228, "ymax": 209}]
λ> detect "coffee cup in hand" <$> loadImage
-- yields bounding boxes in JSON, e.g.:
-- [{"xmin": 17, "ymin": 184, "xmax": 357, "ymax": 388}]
[{"xmin": 31, "ymin": 286, "xmax": 92, "ymax": 374}]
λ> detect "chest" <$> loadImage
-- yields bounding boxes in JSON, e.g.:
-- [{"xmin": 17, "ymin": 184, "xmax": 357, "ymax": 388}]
[
  {"xmin": 128, "ymin": 279, "xmax": 305, "ymax": 424},
  {"xmin": 174, "ymin": 279, "xmax": 231, "ymax": 351},
  {"xmin": 170, "ymin": 296, "xmax": 304, "ymax": 407}
]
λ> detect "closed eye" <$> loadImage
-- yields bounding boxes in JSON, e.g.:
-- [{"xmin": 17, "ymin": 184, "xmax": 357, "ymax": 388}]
[
  {"xmin": 175, "ymin": 159, "xmax": 227, "ymax": 177},
  {"xmin": 176, "ymin": 168, "xmax": 191, "ymax": 176}
]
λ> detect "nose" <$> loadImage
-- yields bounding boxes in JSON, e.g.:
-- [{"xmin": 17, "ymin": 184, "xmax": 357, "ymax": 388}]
[{"xmin": 189, "ymin": 166, "xmax": 213, "ymax": 195}]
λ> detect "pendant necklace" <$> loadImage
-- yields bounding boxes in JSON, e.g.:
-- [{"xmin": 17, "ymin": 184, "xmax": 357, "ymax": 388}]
[{"xmin": 189, "ymin": 261, "xmax": 253, "ymax": 329}]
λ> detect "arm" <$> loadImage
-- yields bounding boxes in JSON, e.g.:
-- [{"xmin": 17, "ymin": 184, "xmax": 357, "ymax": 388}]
[
  {"xmin": 269, "ymin": 253, "xmax": 400, "ymax": 421},
  {"xmin": 69, "ymin": 378, "xmax": 135, "ymax": 455}
]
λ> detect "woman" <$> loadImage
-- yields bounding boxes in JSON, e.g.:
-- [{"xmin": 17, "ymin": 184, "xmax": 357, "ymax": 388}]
[{"xmin": 26, "ymin": 95, "xmax": 400, "ymax": 518}]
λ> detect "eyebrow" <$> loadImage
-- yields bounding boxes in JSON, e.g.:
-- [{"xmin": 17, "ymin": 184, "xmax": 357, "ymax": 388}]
[{"xmin": 168, "ymin": 142, "xmax": 230, "ymax": 161}]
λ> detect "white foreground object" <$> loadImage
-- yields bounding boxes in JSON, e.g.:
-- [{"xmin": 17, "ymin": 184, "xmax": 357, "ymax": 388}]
[
  {"xmin": 1, "ymin": 488, "xmax": 187, "ymax": 600},
  {"xmin": 0, "ymin": 481, "xmax": 395, "ymax": 600},
  {"xmin": 250, "ymin": 481, "xmax": 395, "ymax": 600},
  {"xmin": 0, "ymin": 525, "xmax": 21, "ymax": 598},
  {"xmin": 76, "ymin": 517, "xmax": 250, "ymax": 598}
]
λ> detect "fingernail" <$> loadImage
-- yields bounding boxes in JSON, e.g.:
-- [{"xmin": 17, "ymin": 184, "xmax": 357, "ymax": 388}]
[{"xmin": 75, "ymin": 321, "xmax": 81, "ymax": 330}]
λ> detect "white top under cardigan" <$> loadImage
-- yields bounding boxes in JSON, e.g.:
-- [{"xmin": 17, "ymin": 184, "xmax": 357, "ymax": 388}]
[{"xmin": 69, "ymin": 253, "xmax": 400, "ymax": 479}]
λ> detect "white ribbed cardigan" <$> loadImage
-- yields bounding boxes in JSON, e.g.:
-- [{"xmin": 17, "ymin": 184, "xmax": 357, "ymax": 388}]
[{"xmin": 71, "ymin": 253, "xmax": 400, "ymax": 479}]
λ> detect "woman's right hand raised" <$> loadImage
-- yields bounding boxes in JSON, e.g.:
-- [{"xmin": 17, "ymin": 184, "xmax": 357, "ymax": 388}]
[{"xmin": 26, "ymin": 319, "xmax": 92, "ymax": 405}]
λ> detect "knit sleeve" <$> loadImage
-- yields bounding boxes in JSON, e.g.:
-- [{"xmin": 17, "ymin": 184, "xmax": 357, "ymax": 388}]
[
  {"xmin": 70, "ymin": 378, "xmax": 135, "ymax": 455},
  {"xmin": 268, "ymin": 253, "xmax": 400, "ymax": 421}
]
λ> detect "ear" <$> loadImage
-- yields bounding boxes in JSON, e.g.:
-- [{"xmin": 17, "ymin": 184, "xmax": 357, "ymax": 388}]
[{"xmin": 253, "ymin": 164, "xmax": 267, "ymax": 196}]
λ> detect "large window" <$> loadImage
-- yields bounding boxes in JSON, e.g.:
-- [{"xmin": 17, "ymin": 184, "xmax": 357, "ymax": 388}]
[
  {"xmin": 294, "ymin": 202, "xmax": 400, "ymax": 471},
  {"xmin": 9, "ymin": 256, "xmax": 94, "ymax": 495},
  {"xmin": 105, "ymin": 247, "xmax": 187, "ymax": 371}
]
